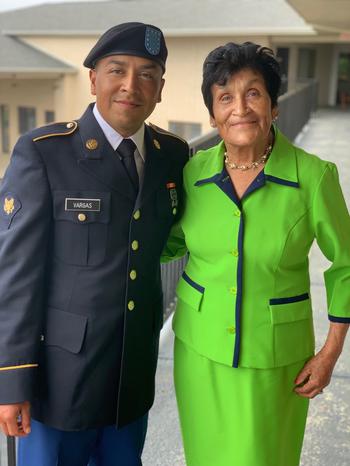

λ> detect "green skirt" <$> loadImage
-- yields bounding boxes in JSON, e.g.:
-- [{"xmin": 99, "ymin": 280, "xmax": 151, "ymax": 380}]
[{"xmin": 174, "ymin": 338, "xmax": 309, "ymax": 466}]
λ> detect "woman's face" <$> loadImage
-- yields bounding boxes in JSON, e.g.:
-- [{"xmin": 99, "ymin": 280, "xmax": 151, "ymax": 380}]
[{"xmin": 210, "ymin": 67, "xmax": 278, "ymax": 151}]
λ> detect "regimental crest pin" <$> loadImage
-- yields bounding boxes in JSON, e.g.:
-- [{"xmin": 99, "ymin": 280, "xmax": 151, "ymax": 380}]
[
  {"xmin": 85, "ymin": 139, "xmax": 98, "ymax": 150},
  {"xmin": 153, "ymin": 139, "xmax": 161, "ymax": 149},
  {"xmin": 3, "ymin": 197, "xmax": 15, "ymax": 215},
  {"xmin": 145, "ymin": 26, "xmax": 161, "ymax": 55}
]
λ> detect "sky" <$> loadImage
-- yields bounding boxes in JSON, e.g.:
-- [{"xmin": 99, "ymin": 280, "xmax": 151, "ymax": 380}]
[{"xmin": 0, "ymin": 0, "xmax": 106, "ymax": 12}]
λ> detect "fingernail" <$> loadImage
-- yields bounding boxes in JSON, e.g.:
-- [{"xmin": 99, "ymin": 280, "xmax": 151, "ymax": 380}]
[{"xmin": 24, "ymin": 427, "xmax": 31, "ymax": 434}]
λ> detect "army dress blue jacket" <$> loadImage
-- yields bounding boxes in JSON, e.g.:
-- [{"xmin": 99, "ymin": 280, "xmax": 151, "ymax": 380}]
[{"xmin": 0, "ymin": 104, "xmax": 188, "ymax": 430}]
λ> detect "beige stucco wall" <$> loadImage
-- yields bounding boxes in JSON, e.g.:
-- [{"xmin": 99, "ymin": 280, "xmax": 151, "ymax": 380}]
[
  {"xmin": 0, "ymin": 78, "xmax": 55, "ymax": 172},
  {"xmin": 152, "ymin": 35, "xmax": 269, "ymax": 134},
  {"xmin": 22, "ymin": 36, "xmax": 95, "ymax": 120},
  {"xmin": 22, "ymin": 34, "xmax": 270, "ymax": 135},
  {"xmin": 3, "ymin": 33, "xmax": 340, "ymax": 175}
]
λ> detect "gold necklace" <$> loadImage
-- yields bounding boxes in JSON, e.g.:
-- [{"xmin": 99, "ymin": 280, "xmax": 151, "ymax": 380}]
[{"xmin": 224, "ymin": 143, "xmax": 272, "ymax": 171}]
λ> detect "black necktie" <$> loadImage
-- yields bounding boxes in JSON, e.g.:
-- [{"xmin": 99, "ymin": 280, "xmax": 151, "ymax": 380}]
[{"xmin": 117, "ymin": 139, "xmax": 139, "ymax": 193}]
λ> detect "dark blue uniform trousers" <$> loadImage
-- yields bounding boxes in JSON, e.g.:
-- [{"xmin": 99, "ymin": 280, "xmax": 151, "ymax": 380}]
[{"xmin": 17, "ymin": 414, "xmax": 148, "ymax": 466}]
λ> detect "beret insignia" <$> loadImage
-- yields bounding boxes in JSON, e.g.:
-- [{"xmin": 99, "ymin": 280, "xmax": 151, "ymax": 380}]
[{"xmin": 145, "ymin": 26, "xmax": 161, "ymax": 55}]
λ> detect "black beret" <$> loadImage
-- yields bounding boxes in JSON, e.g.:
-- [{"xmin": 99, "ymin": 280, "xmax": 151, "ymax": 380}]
[{"xmin": 83, "ymin": 22, "xmax": 168, "ymax": 71}]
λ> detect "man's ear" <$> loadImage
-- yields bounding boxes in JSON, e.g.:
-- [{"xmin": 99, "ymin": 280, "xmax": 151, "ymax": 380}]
[
  {"xmin": 90, "ymin": 69, "xmax": 97, "ymax": 96},
  {"xmin": 157, "ymin": 78, "xmax": 165, "ymax": 103}
]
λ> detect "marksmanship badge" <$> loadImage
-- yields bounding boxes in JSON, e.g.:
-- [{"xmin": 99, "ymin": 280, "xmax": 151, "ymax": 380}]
[{"xmin": 145, "ymin": 26, "xmax": 161, "ymax": 55}]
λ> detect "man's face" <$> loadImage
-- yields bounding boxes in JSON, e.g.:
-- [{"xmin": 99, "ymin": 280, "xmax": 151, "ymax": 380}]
[{"xmin": 90, "ymin": 54, "xmax": 165, "ymax": 137}]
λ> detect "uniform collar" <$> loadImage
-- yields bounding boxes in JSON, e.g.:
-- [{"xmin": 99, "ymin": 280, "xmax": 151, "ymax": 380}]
[
  {"xmin": 92, "ymin": 103, "xmax": 145, "ymax": 161},
  {"xmin": 195, "ymin": 126, "xmax": 299, "ymax": 188}
]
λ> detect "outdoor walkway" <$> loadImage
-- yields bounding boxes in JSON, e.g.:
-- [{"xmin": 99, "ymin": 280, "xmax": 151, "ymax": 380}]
[{"xmin": 143, "ymin": 108, "xmax": 350, "ymax": 466}]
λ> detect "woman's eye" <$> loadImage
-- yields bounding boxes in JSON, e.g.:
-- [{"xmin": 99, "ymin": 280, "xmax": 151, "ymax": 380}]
[
  {"xmin": 247, "ymin": 89, "xmax": 260, "ymax": 98},
  {"xmin": 220, "ymin": 94, "xmax": 232, "ymax": 103}
]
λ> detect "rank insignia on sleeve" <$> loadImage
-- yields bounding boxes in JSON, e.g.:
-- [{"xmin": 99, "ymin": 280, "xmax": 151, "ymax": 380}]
[
  {"xmin": 4, "ymin": 197, "xmax": 15, "ymax": 215},
  {"xmin": 1, "ymin": 193, "xmax": 22, "ymax": 226}
]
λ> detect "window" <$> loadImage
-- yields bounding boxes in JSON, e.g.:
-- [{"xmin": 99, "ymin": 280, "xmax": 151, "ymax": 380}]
[
  {"xmin": 168, "ymin": 121, "xmax": 202, "ymax": 141},
  {"xmin": 18, "ymin": 107, "xmax": 36, "ymax": 134},
  {"xmin": 297, "ymin": 48, "xmax": 316, "ymax": 80},
  {"xmin": 45, "ymin": 111, "xmax": 55, "ymax": 124},
  {"xmin": 0, "ymin": 105, "xmax": 10, "ymax": 153}
]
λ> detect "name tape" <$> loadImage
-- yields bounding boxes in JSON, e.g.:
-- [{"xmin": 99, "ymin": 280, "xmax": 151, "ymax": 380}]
[{"xmin": 65, "ymin": 198, "xmax": 101, "ymax": 212}]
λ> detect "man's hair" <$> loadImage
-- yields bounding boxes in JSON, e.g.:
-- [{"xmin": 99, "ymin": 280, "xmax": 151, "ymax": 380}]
[{"xmin": 201, "ymin": 42, "xmax": 282, "ymax": 117}]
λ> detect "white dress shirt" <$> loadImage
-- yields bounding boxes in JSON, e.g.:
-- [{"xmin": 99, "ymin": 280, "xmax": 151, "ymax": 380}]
[{"xmin": 93, "ymin": 104, "xmax": 146, "ymax": 184}]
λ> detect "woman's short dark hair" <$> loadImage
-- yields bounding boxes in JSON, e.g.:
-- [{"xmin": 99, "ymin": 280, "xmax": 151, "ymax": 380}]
[{"xmin": 201, "ymin": 42, "xmax": 281, "ymax": 117}]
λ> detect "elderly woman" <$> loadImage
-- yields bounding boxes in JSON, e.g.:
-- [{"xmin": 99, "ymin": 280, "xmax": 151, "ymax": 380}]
[{"xmin": 162, "ymin": 42, "xmax": 350, "ymax": 466}]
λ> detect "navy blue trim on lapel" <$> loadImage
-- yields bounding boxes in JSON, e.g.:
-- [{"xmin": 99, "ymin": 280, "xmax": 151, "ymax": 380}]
[
  {"xmin": 195, "ymin": 169, "xmax": 241, "ymax": 207},
  {"xmin": 195, "ymin": 168, "xmax": 269, "ymax": 207},
  {"xmin": 215, "ymin": 170, "xmax": 241, "ymax": 207},
  {"xmin": 194, "ymin": 173, "xmax": 222, "ymax": 186},
  {"xmin": 265, "ymin": 174, "xmax": 299, "ymax": 188},
  {"xmin": 243, "ymin": 173, "xmax": 266, "ymax": 198}
]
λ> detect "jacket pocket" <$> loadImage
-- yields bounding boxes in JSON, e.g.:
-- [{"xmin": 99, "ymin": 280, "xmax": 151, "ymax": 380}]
[
  {"xmin": 176, "ymin": 272, "xmax": 204, "ymax": 311},
  {"xmin": 269, "ymin": 294, "xmax": 314, "ymax": 366},
  {"xmin": 53, "ymin": 191, "xmax": 111, "ymax": 266},
  {"xmin": 44, "ymin": 307, "xmax": 87, "ymax": 354},
  {"xmin": 269, "ymin": 293, "xmax": 310, "ymax": 324}
]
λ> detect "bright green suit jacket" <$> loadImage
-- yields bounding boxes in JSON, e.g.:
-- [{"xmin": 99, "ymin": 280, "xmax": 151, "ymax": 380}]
[{"xmin": 162, "ymin": 128, "xmax": 350, "ymax": 369}]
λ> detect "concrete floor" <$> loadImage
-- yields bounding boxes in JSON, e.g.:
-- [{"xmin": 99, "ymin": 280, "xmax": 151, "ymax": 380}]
[{"xmin": 143, "ymin": 108, "xmax": 350, "ymax": 466}]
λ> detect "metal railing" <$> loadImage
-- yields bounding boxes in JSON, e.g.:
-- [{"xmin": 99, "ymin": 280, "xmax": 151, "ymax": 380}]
[
  {"xmin": 277, "ymin": 79, "xmax": 318, "ymax": 140},
  {"xmin": 1, "ymin": 78, "xmax": 318, "ymax": 466}
]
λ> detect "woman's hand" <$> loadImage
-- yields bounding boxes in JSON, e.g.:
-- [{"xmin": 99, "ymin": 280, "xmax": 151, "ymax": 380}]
[
  {"xmin": 294, "ymin": 349, "xmax": 337, "ymax": 398},
  {"xmin": 294, "ymin": 322, "xmax": 349, "ymax": 399}
]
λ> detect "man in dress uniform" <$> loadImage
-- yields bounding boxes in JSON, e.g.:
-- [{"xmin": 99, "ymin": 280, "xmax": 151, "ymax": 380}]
[{"xmin": 0, "ymin": 22, "xmax": 188, "ymax": 465}]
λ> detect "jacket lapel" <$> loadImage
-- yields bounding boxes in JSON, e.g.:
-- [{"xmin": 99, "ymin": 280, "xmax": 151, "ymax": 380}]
[
  {"xmin": 137, "ymin": 125, "xmax": 170, "ymax": 208},
  {"xmin": 264, "ymin": 126, "xmax": 299, "ymax": 186},
  {"xmin": 194, "ymin": 127, "xmax": 300, "ymax": 189},
  {"xmin": 76, "ymin": 105, "xmax": 136, "ymax": 201},
  {"xmin": 194, "ymin": 140, "xmax": 226, "ymax": 185}
]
